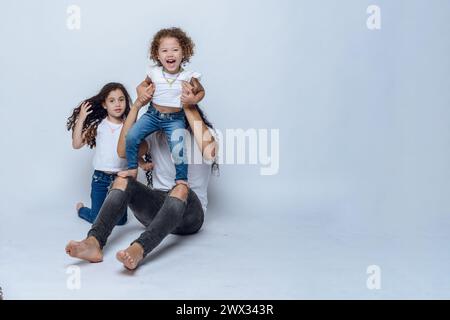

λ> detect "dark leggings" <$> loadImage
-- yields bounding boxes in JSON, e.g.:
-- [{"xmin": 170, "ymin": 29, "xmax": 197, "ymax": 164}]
[{"xmin": 87, "ymin": 177, "xmax": 204, "ymax": 257}]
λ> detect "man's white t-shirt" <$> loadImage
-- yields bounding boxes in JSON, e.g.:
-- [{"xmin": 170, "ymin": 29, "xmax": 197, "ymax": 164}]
[{"xmin": 137, "ymin": 107, "xmax": 216, "ymax": 213}]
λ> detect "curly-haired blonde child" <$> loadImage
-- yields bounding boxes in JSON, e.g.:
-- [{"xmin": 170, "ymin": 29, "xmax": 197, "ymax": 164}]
[{"xmin": 123, "ymin": 27, "xmax": 205, "ymax": 190}]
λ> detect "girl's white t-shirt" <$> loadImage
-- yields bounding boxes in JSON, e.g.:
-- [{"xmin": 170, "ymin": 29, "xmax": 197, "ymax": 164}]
[
  {"xmin": 138, "ymin": 108, "xmax": 216, "ymax": 213},
  {"xmin": 146, "ymin": 65, "xmax": 202, "ymax": 109},
  {"xmin": 92, "ymin": 118, "xmax": 128, "ymax": 172}
]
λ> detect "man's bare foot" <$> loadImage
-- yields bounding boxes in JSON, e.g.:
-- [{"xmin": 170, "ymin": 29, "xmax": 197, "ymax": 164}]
[
  {"xmin": 76, "ymin": 202, "xmax": 84, "ymax": 212},
  {"xmin": 116, "ymin": 242, "xmax": 144, "ymax": 270},
  {"xmin": 65, "ymin": 236, "xmax": 103, "ymax": 263},
  {"xmin": 117, "ymin": 169, "xmax": 138, "ymax": 179}
]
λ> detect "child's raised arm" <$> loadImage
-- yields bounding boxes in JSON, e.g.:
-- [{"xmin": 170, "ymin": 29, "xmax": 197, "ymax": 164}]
[
  {"xmin": 72, "ymin": 101, "xmax": 92, "ymax": 149},
  {"xmin": 117, "ymin": 84, "xmax": 154, "ymax": 158}
]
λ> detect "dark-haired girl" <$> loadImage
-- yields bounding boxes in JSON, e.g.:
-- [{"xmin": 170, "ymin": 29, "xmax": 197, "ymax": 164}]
[{"xmin": 66, "ymin": 83, "xmax": 135, "ymax": 225}]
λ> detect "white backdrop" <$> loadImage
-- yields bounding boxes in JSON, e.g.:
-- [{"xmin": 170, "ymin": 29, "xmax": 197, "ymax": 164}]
[{"xmin": 1, "ymin": 0, "xmax": 450, "ymax": 299}]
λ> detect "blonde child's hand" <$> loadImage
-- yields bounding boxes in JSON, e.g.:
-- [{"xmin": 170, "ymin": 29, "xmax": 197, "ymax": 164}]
[{"xmin": 79, "ymin": 101, "xmax": 93, "ymax": 120}]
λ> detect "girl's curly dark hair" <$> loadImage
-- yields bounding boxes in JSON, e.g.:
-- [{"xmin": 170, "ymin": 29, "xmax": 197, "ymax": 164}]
[
  {"xmin": 150, "ymin": 27, "xmax": 195, "ymax": 66},
  {"xmin": 66, "ymin": 83, "xmax": 131, "ymax": 148}
]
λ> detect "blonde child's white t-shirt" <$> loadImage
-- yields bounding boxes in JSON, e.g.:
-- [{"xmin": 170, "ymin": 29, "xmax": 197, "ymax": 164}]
[{"xmin": 146, "ymin": 65, "xmax": 201, "ymax": 108}]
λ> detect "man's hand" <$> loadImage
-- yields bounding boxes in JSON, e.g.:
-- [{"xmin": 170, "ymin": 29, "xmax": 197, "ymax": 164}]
[
  {"xmin": 181, "ymin": 81, "xmax": 199, "ymax": 105},
  {"xmin": 136, "ymin": 77, "xmax": 155, "ymax": 104},
  {"xmin": 136, "ymin": 81, "xmax": 155, "ymax": 106}
]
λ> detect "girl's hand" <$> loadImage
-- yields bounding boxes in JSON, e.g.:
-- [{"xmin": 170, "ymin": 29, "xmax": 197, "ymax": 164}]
[
  {"xmin": 78, "ymin": 102, "xmax": 93, "ymax": 120},
  {"xmin": 181, "ymin": 81, "xmax": 198, "ymax": 106},
  {"xmin": 138, "ymin": 161, "xmax": 154, "ymax": 171}
]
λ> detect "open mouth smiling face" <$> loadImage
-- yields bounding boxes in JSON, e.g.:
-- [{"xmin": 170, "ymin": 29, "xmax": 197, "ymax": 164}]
[
  {"xmin": 166, "ymin": 58, "xmax": 178, "ymax": 68},
  {"xmin": 158, "ymin": 37, "xmax": 184, "ymax": 73}
]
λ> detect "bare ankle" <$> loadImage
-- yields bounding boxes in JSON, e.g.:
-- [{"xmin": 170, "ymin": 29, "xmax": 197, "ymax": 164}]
[
  {"xmin": 86, "ymin": 236, "xmax": 100, "ymax": 248},
  {"xmin": 131, "ymin": 242, "xmax": 144, "ymax": 256},
  {"xmin": 76, "ymin": 202, "xmax": 84, "ymax": 211}
]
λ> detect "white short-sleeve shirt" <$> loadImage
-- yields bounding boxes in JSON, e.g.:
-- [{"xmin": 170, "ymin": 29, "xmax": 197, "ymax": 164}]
[
  {"xmin": 146, "ymin": 65, "xmax": 202, "ymax": 109},
  {"xmin": 137, "ymin": 105, "xmax": 217, "ymax": 213},
  {"xmin": 92, "ymin": 119, "xmax": 128, "ymax": 172}
]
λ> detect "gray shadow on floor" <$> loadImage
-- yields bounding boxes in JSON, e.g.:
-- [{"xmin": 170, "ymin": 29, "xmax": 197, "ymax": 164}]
[{"xmin": 117, "ymin": 229, "xmax": 205, "ymax": 275}]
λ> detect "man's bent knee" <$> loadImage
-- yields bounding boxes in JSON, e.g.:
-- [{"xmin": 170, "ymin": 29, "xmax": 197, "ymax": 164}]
[
  {"xmin": 112, "ymin": 176, "xmax": 129, "ymax": 191},
  {"xmin": 169, "ymin": 184, "xmax": 188, "ymax": 202}
]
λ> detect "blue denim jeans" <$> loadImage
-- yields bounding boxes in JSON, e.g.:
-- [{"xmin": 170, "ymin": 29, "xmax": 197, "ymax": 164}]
[
  {"xmin": 125, "ymin": 104, "xmax": 188, "ymax": 182},
  {"xmin": 78, "ymin": 170, "xmax": 127, "ymax": 225}
]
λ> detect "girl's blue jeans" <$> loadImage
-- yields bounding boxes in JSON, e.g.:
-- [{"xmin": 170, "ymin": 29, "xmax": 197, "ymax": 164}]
[
  {"xmin": 125, "ymin": 104, "xmax": 188, "ymax": 182},
  {"xmin": 78, "ymin": 170, "xmax": 128, "ymax": 225}
]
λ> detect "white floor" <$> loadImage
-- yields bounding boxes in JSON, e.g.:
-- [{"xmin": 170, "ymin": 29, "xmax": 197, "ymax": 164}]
[
  {"xmin": 1, "ymin": 184, "xmax": 450, "ymax": 300},
  {"xmin": 1, "ymin": 0, "xmax": 450, "ymax": 302}
]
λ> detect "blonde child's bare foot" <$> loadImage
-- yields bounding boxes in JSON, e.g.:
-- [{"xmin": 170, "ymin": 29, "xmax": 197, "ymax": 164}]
[
  {"xmin": 76, "ymin": 202, "xmax": 84, "ymax": 212},
  {"xmin": 117, "ymin": 169, "xmax": 138, "ymax": 179},
  {"xmin": 116, "ymin": 242, "xmax": 144, "ymax": 270},
  {"xmin": 65, "ymin": 236, "xmax": 103, "ymax": 263}
]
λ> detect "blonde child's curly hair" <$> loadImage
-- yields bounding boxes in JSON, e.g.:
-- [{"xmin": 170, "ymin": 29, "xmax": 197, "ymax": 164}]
[{"xmin": 149, "ymin": 27, "xmax": 195, "ymax": 66}]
